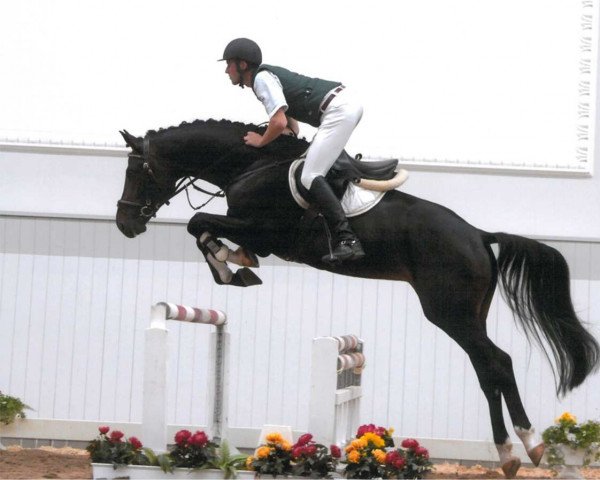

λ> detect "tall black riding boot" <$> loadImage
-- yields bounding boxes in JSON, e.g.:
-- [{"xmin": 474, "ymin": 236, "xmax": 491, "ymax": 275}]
[{"xmin": 308, "ymin": 176, "xmax": 365, "ymax": 264}]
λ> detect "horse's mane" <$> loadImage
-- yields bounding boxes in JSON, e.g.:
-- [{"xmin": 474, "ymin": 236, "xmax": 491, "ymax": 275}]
[{"xmin": 144, "ymin": 118, "xmax": 310, "ymax": 160}]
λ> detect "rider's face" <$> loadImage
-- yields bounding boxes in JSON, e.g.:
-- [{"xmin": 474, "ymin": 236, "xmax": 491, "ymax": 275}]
[{"xmin": 225, "ymin": 59, "xmax": 241, "ymax": 85}]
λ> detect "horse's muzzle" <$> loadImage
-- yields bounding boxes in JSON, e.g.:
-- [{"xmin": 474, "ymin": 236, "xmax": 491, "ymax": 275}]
[{"xmin": 116, "ymin": 219, "xmax": 147, "ymax": 238}]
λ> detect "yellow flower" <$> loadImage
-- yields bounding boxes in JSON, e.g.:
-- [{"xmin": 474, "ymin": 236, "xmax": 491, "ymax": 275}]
[
  {"xmin": 351, "ymin": 438, "xmax": 367, "ymax": 450},
  {"xmin": 373, "ymin": 449, "xmax": 387, "ymax": 464},
  {"xmin": 256, "ymin": 446, "xmax": 271, "ymax": 459},
  {"xmin": 362, "ymin": 432, "xmax": 385, "ymax": 448},
  {"xmin": 345, "ymin": 444, "xmax": 355, "ymax": 453},
  {"xmin": 347, "ymin": 450, "xmax": 361, "ymax": 463},
  {"xmin": 557, "ymin": 412, "xmax": 577, "ymax": 425},
  {"xmin": 388, "ymin": 427, "xmax": 395, "ymax": 436},
  {"xmin": 245, "ymin": 456, "xmax": 254, "ymax": 469},
  {"xmin": 266, "ymin": 432, "xmax": 284, "ymax": 444}
]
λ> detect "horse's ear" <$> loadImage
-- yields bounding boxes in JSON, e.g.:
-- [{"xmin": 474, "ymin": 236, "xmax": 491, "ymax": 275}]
[{"xmin": 119, "ymin": 130, "xmax": 143, "ymax": 153}]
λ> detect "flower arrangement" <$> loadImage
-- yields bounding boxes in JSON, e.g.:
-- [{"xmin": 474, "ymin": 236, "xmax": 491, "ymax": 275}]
[
  {"xmin": 343, "ymin": 424, "xmax": 432, "ymax": 479},
  {"xmin": 246, "ymin": 432, "xmax": 293, "ymax": 477},
  {"xmin": 542, "ymin": 412, "xmax": 600, "ymax": 468},
  {"xmin": 0, "ymin": 391, "xmax": 31, "ymax": 425},
  {"xmin": 168, "ymin": 429, "xmax": 218, "ymax": 469},
  {"xmin": 246, "ymin": 432, "xmax": 340, "ymax": 478},
  {"xmin": 88, "ymin": 426, "xmax": 249, "ymax": 478},
  {"xmin": 290, "ymin": 433, "xmax": 340, "ymax": 478},
  {"xmin": 86, "ymin": 426, "xmax": 149, "ymax": 467}
]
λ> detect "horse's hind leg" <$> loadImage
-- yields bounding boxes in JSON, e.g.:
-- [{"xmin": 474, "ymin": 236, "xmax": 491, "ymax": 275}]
[
  {"xmin": 416, "ymin": 276, "xmax": 522, "ymax": 478},
  {"xmin": 481, "ymin": 245, "xmax": 545, "ymax": 466}
]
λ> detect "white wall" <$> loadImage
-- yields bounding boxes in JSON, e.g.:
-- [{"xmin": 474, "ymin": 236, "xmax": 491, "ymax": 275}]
[
  {"xmin": 0, "ymin": 0, "xmax": 596, "ymax": 172},
  {"xmin": 1, "ymin": 216, "xmax": 599, "ymax": 448},
  {"xmin": 1, "ymin": 146, "xmax": 600, "ymax": 239}
]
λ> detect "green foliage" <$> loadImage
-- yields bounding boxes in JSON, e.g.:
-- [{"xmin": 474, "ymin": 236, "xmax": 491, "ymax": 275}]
[
  {"xmin": 0, "ymin": 392, "xmax": 32, "ymax": 425},
  {"xmin": 208, "ymin": 440, "xmax": 249, "ymax": 479},
  {"xmin": 542, "ymin": 413, "xmax": 600, "ymax": 467},
  {"xmin": 143, "ymin": 447, "xmax": 174, "ymax": 473}
]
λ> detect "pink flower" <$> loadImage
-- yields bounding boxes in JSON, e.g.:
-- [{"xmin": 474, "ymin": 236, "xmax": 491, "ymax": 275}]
[
  {"xmin": 385, "ymin": 450, "xmax": 401, "ymax": 465},
  {"xmin": 98, "ymin": 426, "xmax": 110, "ymax": 435},
  {"xmin": 174, "ymin": 429, "xmax": 192, "ymax": 446},
  {"xmin": 394, "ymin": 458, "xmax": 406, "ymax": 469},
  {"xmin": 357, "ymin": 424, "xmax": 376, "ymax": 437},
  {"xmin": 330, "ymin": 445, "xmax": 341, "ymax": 458},
  {"xmin": 296, "ymin": 433, "xmax": 313, "ymax": 446},
  {"xmin": 304, "ymin": 444, "xmax": 317, "ymax": 456},
  {"xmin": 415, "ymin": 446, "xmax": 429, "ymax": 459},
  {"xmin": 401, "ymin": 438, "xmax": 419, "ymax": 450},
  {"xmin": 189, "ymin": 431, "xmax": 208, "ymax": 447},
  {"xmin": 110, "ymin": 430, "xmax": 124, "ymax": 442},
  {"xmin": 292, "ymin": 446, "xmax": 305, "ymax": 459},
  {"xmin": 129, "ymin": 436, "xmax": 143, "ymax": 450}
]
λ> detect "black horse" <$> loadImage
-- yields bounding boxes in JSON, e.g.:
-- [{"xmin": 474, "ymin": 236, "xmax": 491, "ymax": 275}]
[{"xmin": 116, "ymin": 119, "xmax": 599, "ymax": 478}]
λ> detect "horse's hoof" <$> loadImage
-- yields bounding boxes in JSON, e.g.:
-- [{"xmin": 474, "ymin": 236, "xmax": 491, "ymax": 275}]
[
  {"xmin": 236, "ymin": 247, "xmax": 260, "ymax": 268},
  {"xmin": 501, "ymin": 457, "xmax": 521, "ymax": 479},
  {"xmin": 230, "ymin": 267, "xmax": 262, "ymax": 287},
  {"xmin": 527, "ymin": 442, "xmax": 545, "ymax": 467}
]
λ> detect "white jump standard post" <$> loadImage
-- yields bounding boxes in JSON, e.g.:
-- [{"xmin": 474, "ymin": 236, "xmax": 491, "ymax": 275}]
[
  {"xmin": 309, "ymin": 335, "xmax": 365, "ymax": 447},
  {"xmin": 143, "ymin": 302, "xmax": 228, "ymax": 453}
]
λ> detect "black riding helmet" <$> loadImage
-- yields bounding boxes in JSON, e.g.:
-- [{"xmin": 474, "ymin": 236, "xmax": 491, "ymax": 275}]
[{"xmin": 219, "ymin": 38, "xmax": 262, "ymax": 66}]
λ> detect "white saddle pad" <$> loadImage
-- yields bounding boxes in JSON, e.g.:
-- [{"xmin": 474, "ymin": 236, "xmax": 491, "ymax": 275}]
[{"xmin": 288, "ymin": 159, "xmax": 386, "ymax": 218}]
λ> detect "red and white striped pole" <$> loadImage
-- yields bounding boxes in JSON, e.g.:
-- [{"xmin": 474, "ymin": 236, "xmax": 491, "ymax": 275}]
[{"xmin": 143, "ymin": 302, "xmax": 228, "ymax": 453}]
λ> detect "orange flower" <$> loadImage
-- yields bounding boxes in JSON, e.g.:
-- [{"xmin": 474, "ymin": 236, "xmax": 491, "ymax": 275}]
[
  {"xmin": 266, "ymin": 432, "xmax": 284, "ymax": 444},
  {"xmin": 373, "ymin": 449, "xmax": 386, "ymax": 464},
  {"xmin": 347, "ymin": 450, "xmax": 361, "ymax": 463},
  {"xmin": 245, "ymin": 456, "xmax": 254, "ymax": 469},
  {"xmin": 256, "ymin": 446, "xmax": 271, "ymax": 459},
  {"xmin": 351, "ymin": 438, "xmax": 367, "ymax": 450},
  {"xmin": 557, "ymin": 412, "xmax": 577, "ymax": 425},
  {"xmin": 281, "ymin": 440, "xmax": 292, "ymax": 451},
  {"xmin": 362, "ymin": 432, "xmax": 385, "ymax": 448}
]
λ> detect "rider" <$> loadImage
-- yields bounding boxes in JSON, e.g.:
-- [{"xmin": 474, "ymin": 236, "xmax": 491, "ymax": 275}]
[{"xmin": 219, "ymin": 38, "xmax": 365, "ymax": 264}]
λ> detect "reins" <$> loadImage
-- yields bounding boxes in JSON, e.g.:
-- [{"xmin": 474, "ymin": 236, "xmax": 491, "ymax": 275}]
[{"xmin": 126, "ymin": 136, "xmax": 297, "ymax": 216}]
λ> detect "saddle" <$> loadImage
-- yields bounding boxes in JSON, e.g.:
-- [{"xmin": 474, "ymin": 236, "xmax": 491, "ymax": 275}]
[{"xmin": 293, "ymin": 150, "xmax": 399, "ymax": 200}]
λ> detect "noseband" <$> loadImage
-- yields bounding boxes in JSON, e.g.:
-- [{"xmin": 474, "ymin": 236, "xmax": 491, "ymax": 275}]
[{"xmin": 117, "ymin": 137, "xmax": 167, "ymax": 219}]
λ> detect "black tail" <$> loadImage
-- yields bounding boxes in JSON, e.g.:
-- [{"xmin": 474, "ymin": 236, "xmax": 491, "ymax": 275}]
[{"xmin": 488, "ymin": 232, "xmax": 600, "ymax": 396}]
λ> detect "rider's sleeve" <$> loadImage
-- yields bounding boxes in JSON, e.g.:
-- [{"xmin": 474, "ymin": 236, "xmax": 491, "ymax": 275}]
[{"xmin": 253, "ymin": 71, "xmax": 288, "ymax": 119}]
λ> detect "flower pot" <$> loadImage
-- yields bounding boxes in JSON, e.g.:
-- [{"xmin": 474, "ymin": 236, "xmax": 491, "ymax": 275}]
[
  {"xmin": 91, "ymin": 463, "xmax": 256, "ymax": 479},
  {"xmin": 555, "ymin": 445, "xmax": 585, "ymax": 480}
]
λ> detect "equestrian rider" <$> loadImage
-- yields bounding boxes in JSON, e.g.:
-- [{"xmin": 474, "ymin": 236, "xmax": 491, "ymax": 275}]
[{"xmin": 220, "ymin": 38, "xmax": 365, "ymax": 265}]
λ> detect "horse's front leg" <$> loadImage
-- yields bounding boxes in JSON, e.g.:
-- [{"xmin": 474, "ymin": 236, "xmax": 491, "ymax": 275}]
[
  {"xmin": 198, "ymin": 232, "xmax": 259, "ymax": 268},
  {"xmin": 188, "ymin": 212, "xmax": 266, "ymax": 287}
]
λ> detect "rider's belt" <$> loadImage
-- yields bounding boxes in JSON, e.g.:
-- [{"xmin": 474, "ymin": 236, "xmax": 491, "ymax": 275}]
[{"xmin": 319, "ymin": 85, "xmax": 345, "ymax": 114}]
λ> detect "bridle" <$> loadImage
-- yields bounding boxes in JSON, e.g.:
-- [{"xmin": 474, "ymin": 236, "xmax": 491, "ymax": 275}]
[
  {"xmin": 117, "ymin": 135, "xmax": 297, "ymax": 220},
  {"xmin": 117, "ymin": 137, "xmax": 227, "ymax": 220}
]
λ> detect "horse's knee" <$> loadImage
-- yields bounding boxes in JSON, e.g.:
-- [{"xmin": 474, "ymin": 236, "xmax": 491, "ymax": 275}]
[{"xmin": 187, "ymin": 213, "xmax": 208, "ymax": 236}]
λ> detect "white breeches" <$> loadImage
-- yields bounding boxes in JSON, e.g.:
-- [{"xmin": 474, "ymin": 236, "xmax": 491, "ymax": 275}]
[{"xmin": 300, "ymin": 88, "xmax": 363, "ymax": 189}]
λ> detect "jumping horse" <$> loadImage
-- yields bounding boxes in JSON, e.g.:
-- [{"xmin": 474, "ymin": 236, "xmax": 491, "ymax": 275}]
[{"xmin": 116, "ymin": 119, "xmax": 599, "ymax": 478}]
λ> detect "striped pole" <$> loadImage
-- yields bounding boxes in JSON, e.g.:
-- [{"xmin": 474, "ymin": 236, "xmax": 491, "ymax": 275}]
[
  {"xmin": 143, "ymin": 302, "xmax": 228, "ymax": 453},
  {"xmin": 309, "ymin": 335, "xmax": 365, "ymax": 447}
]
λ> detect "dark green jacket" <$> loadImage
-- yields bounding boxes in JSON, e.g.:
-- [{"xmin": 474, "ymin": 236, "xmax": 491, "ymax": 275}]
[{"xmin": 253, "ymin": 64, "xmax": 341, "ymax": 127}]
